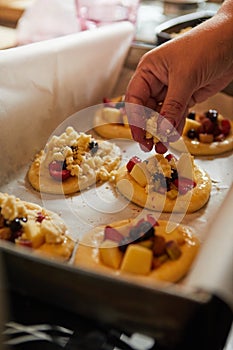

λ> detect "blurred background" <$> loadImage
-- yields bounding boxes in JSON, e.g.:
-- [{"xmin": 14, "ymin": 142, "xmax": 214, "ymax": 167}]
[{"xmin": 0, "ymin": 0, "xmax": 222, "ymax": 49}]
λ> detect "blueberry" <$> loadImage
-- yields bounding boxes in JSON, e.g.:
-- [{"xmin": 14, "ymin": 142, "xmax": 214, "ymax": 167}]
[
  {"xmin": 205, "ymin": 109, "xmax": 218, "ymax": 123},
  {"xmin": 130, "ymin": 221, "xmax": 154, "ymax": 243},
  {"xmin": 89, "ymin": 141, "xmax": 99, "ymax": 155},
  {"xmin": 187, "ymin": 129, "xmax": 198, "ymax": 139},
  {"xmin": 9, "ymin": 217, "xmax": 26, "ymax": 233},
  {"xmin": 187, "ymin": 111, "xmax": 196, "ymax": 120},
  {"xmin": 115, "ymin": 101, "xmax": 125, "ymax": 109},
  {"xmin": 171, "ymin": 169, "xmax": 178, "ymax": 181},
  {"xmin": 118, "ymin": 237, "xmax": 130, "ymax": 253}
]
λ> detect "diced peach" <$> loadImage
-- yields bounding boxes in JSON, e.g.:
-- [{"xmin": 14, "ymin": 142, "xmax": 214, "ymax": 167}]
[
  {"xmin": 130, "ymin": 162, "xmax": 148, "ymax": 187},
  {"xmin": 183, "ymin": 118, "xmax": 201, "ymax": 136},
  {"xmin": 23, "ymin": 222, "xmax": 45, "ymax": 248},
  {"xmin": 176, "ymin": 153, "xmax": 194, "ymax": 179},
  {"xmin": 99, "ymin": 239, "xmax": 123, "ymax": 269},
  {"xmin": 120, "ymin": 244, "xmax": 153, "ymax": 275},
  {"xmin": 126, "ymin": 156, "xmax": 142, "ymax": 172},
  {"xmin": 122, "ymin": 114, "xmax": 130, "ymax": 128},
  {"xmin": 0, "ymin": 227, "xmax": 11, "ymax": 240},
  {"xmin": 102, "ymin": 107, "xmax": 122, "ymax": 123},
  {"xmin": 199, "ymin": 133, "xmax": 214, "ymax": 143}
]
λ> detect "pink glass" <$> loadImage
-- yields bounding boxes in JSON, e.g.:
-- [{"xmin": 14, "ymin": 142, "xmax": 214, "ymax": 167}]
[{"xmin": 75, "ymin": 0, "xmax": 140, "ymax": 30}]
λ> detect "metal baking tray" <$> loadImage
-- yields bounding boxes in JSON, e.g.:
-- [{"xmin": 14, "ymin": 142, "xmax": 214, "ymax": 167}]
[
  {"xmin": 0, "ymin": 242, "xmax": 232, "ymax": 350},
  {"xmin": 155, "ymin": 10, "xmax": 215, "ymax": 45}
]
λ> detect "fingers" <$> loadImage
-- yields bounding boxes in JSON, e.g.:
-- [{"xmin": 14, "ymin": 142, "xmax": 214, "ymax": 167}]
[{"xmin": 125, "ymin": 103, "xmax": 154, "ymax": 152}]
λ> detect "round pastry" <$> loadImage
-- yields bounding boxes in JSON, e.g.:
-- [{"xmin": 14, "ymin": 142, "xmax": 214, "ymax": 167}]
[
  {"xmin": 170, "ymin": 109, "xmax": 233, "ymax": 155},
  {"xmin": 93, "ymin": 96, "xmax": 132, "ymax": 140},
  {"xmin": 28, "ymin": 126, "xmax": 122, "ymax": 194},
  {"xmin": 0, "ymin": 192, "xmax": 74, "ymax": 261},
  {"xmin": 74, "ymin": 215, "xmax": 199, "ymax": 283},
  {"xmin": 115, "ymin": 152, "xmax": 212, "ymax": 213}
]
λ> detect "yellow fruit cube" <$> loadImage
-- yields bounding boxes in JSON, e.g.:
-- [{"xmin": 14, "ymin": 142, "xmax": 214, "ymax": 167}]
[
  {"xmin": 122, "ymin": 114, "xmax": 130, "ymax": 128},
  {"xmin": 102, "ymin": 107, "xmax": 121, "ymax": 123},
  {"xmin": 130, "ymin": 162, "xmax": 149, "ymax": 187},
  {"xmin": 99, "ymin": 239, "xmax": 123, "ymax": 269},
  {"xmin": 23, "ymin": 221, "xmax": 45, "ymax": 248},
  {"xmin": 176, "ymin": 153, "xmax": 194, "ymax": 179},
  {"xmin": 120, "ymin": 244, "xmax": 153, "ymax": 275},
  {"xmin": 183, "ymin": 118, "xmax": 201, "ymax": 136},
  {"xmin": 199, "ymin": 133, "xmax": 214, "ymax": 143}
]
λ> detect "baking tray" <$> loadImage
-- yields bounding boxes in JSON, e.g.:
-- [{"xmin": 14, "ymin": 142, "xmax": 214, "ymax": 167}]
[
  {"xmin": 0, "ymin": 242, "xmax": 232, "ymax": 350},
  {"xmin": 0, "ymin": 24, "xmax": 233, "ymax": 349},
  {"xmin": 155, "ymin": 10, "xmax": 215, "ymax": 45}
]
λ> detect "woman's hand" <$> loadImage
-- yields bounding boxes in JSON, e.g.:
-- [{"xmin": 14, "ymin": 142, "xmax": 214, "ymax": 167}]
[{"xmin": 125, "ymin": 3, "xmax": 233, "ymax": 153}]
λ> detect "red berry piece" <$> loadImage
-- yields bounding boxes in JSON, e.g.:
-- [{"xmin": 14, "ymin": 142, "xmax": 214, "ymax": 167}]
[
  {"xmin": 16, "ymin": 238, "xmax": 33, "ymax": 247},
  {"xmin": 36, "ymin": 212, "xmax": 45, "ymax": 223},
  {"xmin": 214, "ymin": 133, "xmax": 225, "ymax": 142},
  {"xmin": 220, "ymin": 119, "xmax": 231, "ymax": 136},
  {"xmin": 213, "ymin": 123, "xmax": 221, "ymax": 137},
  {"xmin": 146, "ymin": 214, "xmax": 159, "ymax": 227},
  {"xmin": 102, "ymin": 97, "xmax": 116, "ymax": 108},
  {"xmin": 126, "ymin": 156, "xmax": 142, "ymax": 172},
  {"xmin": 49, "ymin": 161, "xmax": 71, "ymax": 181},
  {"xmin": 103, "ymin": 97, "xmax": 111, "ymax": 103},
  {"xmin": 165, "ymin": 153, "xmax": 177, "ymax": 162},
  {"xmin": 104, "ymin": 226, "xmax": 124, "ymax": 242},
  {"xmin": 174, "ymin": 177, "xmax": 196, "ymax": 195},
  {"xmin": 135, "ymin": 218, "xmax": 146, "ymax": 228},
  {"xmin": 200, "ymin": 118, "xmax": 215, "ymax": 134}
]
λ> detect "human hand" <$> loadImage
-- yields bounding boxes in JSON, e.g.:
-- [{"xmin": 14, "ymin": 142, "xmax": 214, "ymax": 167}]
[{"xmin": 125, "ymin": 8, "xmax": 233, "ymax": 153}]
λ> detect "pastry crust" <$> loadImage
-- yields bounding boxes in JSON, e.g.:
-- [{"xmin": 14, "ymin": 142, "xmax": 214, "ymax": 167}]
[
  {"xmin": 93, "ymin": 108, "xmax": 132, "ymax": 140},
  {"xmin": 74, "ymin": 218, "xmax": 199, "ymax": 283},
  {"xmin": 115, "ymin": 163, "xmax": 212, "ymax": 213}
]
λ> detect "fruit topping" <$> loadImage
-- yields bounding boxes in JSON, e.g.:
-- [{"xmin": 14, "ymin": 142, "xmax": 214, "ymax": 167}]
[
  {"xmin": 49, "ymin": 161, "xmax": 71, "ymax": 181},
  {"xmin": 36, "ymin": 212, "xmax": 45, "ymax": 223},
  {"xmin": 104, "ymin": 226, "xmax": 124, "ymax": 243},
  {"xmin": 173, "ymin": 177, "xmax": 196, "ymax": 195},
  {"xmin": 199, "ymin": 133, "xmax": 214, "ymax": 143},
  {"xmin": 220, "ymin": 119, "xmax": 231, "ymax": 136},
  {"xmin": 120, "ymin": 244, "xmax": 153, "ymax": 275},
  {"xmin": 130, "ymin": 162, "xmax": 148, "ymax": 187},
  {"xmin": 205, "ymin": 109, "xmax": 218, "ymax": 123},
  {"xmin": 102, "ymin": 96, "xmax": 126, "ymax": 124},
  {"xmin": 126, "ymin": 156, "xmax": 142, "ymax": 172},
  {"xmin": 99, "ymin": 240, "xmax": 123, "ymax": 269},
  {"xmin": 126, "ymin": 153, "xmax": 196, "ymax": 197},
  {"xmin": 187, "ymin": 111, "xmax": 196, "ymax": 120},
  {"xmin": 89, "ymin": 141, "xmax": 99, "ymax": 154},
  {"xmin": 153, "ymin": 235, "xmax": 166, "ymax": 256},
  {"xmin": 129, "ymin": 221, "xmax": 155, "ymax": 243},
  {"xmin": 184, "ymin": 109, "xmax": 231, "ymax": 142},
  {"xmin": 165, "ymin": 153, "xmax": 177, "ymax": 162},
  {"xmin": 99, "ymin": 218, "xmax": 185, "ymax": 275},
  {"xmin": 165, "ymin": 240, "xmax": 182, "ymax": 260},
  {"xmin": 187, "ymin": 129, "xmax": 198, "ymax": 139}
]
